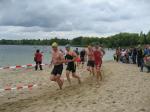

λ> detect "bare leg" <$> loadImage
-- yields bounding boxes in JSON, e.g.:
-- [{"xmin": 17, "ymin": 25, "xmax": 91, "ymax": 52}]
[
  {"xmin": 50, "ymin": 75, "xmax": 56, "ymax": 81},
  {"xmin": 56, "ymin": 75, "xmax": 63, "ymax": 89},
  {"xmin": 82, "ymin": 62, "xmax": 84, "ymax": 68},
  {"xmin": 96, "ymin": 70, "xmax": 99, "ymax": 83},
  {"xmin": 50, "ymin": 75, "xmax": 63, "ymax": 89},
  {"xmin": 72, "ymin": 73, "xmax": 81, "ymax": 84},
  {"xmin": 96, "ymin": 68, "xmax": 102, "ymax": 84},
  {"xmin": 99, "ymin": 70, "xmax": 102, "ymax": 81},
  {"xmin": 77, "ymin": 62, "xmax": 80, "ymax": 68},
  {"xmin": 66, "ymin": 70, "xmax": 71, "ymax": 85},
  {"xmin": 97, "ymin": 69, "xmax": 102, "ymax": 80},
  {"xmin": 87, "ymin": 66, "xmax": 92, "ymax": 75},
  {"xmin": 91, "ymin": 67, "xmax": 95, "ymax": 76}
]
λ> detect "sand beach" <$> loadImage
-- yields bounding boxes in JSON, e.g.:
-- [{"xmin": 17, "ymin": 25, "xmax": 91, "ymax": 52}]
[{"xmin": 0, "ymin": 61, "xmax": 150, "ymax": 112}]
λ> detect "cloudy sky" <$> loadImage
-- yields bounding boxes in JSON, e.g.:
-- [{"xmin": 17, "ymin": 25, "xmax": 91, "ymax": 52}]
[{"xmin": 0, "ymin": 0, "xmax": 150, "ymax": 39}]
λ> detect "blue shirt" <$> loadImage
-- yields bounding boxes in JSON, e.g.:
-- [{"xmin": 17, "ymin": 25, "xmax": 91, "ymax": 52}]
[{"xmin": 144, "ymin": 48, "xmax": 150, "ymax": 56}]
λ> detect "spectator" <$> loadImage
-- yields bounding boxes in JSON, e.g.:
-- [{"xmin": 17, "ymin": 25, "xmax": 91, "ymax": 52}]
[
  {"xmin": 132, "ymin": 48, "xmax": 137, "ymax": 64},
  {"xmin": 34, "ymin": 49, "xmax": 43, "ymax": 70}
]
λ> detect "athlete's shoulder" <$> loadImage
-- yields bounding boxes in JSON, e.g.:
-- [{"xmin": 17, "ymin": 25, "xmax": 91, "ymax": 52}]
[{"xmin": 72, "ymin": 51, "xmax": 77, "ymax": 56}]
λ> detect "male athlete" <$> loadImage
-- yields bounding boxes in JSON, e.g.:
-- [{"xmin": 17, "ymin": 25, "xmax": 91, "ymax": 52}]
[
  {"xmin": 86, "ymin": 45, "xmax": 95, "ymax": 76},
  {"xmin": 50, "ymin": 42, "xmax": 66, "ymax": 89},
  {"xmin": 93, "ymin": 43, "xmax": 103, "ymax": 83}
]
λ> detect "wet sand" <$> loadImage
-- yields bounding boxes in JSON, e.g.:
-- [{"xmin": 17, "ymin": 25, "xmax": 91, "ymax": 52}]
[{"xmin": 0, "ymin": 61, "xmax": 150, "ymax": 112}]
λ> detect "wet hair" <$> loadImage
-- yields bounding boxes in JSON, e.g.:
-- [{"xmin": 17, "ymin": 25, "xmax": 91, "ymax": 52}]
[{"xmin": 36, "ymin": 49, "xmax": 40, "ymax": 53}]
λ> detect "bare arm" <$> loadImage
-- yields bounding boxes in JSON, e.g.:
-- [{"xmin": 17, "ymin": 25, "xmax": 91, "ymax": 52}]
[
  {"xmin": 59, "ymin": 52, "xmax": 66, "ymax": 64},
  {"xmin": 53, "ymin": 52, "xmax": 67, "ymax": 65},
  {"xmin": 72, "ymin": 52, "xmax": 78, "ymax": 62},
  {"xmin": 49, "ymin": 56, "xmax": 53, "ymax": 68}
]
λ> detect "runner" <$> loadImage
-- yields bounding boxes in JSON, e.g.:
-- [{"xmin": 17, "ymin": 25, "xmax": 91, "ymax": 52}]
[
  {"xmin": 50, "ymin": 42, "xmax": 66, "ymax": 89},
  {"xmin": 86, "ymin": 45, "xmax": 95, "ymax": 76},
  {"xmin": 93, "ymin": 43, "xmax": 103, "ymax": 83},
  {"xmin": 65, "ymin": 44, "xmax": 81, "ymax": 85},
  {"xmin": 80, "ymin": 49, "xmax": 86, "ymax": 68}
]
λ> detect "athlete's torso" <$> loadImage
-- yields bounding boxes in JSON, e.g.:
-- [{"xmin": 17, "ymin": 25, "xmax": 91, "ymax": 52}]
[
  {"xmin": 94, "ymin": 50, "xmax": 102, "ymax": 65},
  {"xmin": 87, "ymin": 49, "xmax": 95, "ymax": 61},
  {"xmin": 52, "ymin": 50, "xmax": 62, "ymax": 65},
  {"xmin": 65, "ymin": 51, "xmax": 76, "ymax": 65}
]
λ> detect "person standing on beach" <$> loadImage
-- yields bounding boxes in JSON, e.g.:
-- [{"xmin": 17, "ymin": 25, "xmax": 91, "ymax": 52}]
[
  {"xmin": 86, "ymin": 45, "xmax": 95, "ymax": 76},
  {"xmin": 137, "ymin": 46, "xmax": 143, "ymax": 67},
  {"xmin": 74, "ymin": 48, "xmax": 79, "ymax": 56},
  {"xmin": 80, "ymin": 49, "xmax": 86, "ymax": 68},
  {"xmin": 132, "ymin": 48, "xmax": 137, "ymax": 64},
  {"xmin": 141, "ymin": 45, "xmax": 150, "ymax": 72},
  {"xmin": 34, "ymin": 49, "xmax": 43, "ymax": 70},
  {"xmin": 93, "ymin": 43, "xmax": 103, "ymax": 83},
  {"xmin": 115, "ymin": 48, "xmax": 121, "ymax": 62},
  {"xmin": 50, "ymin": 42, "xmax": 66, "ymax": 89},
  {"xmin": 65, "ymin": 44, "xmax": 81, "ymax": 85}
]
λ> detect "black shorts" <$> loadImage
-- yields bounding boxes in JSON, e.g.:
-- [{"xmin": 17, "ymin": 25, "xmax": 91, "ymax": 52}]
[
  {"xmin": 80, "ymin": 57, "xmax": 85, "ymax": 62},
  {"xmin": 87, "ymin": 60, "xmax": 95, "ymax": 68},
  {"xmin": 66, "ymin": 63, "xmax": 76, "ymax": 73},
  {"xmin": 51, "ymin": 64, "xmax": 63, "ymax": 76}
]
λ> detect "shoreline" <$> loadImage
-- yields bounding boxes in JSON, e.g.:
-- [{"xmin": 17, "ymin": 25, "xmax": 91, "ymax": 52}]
[{"xmin": 0, "ymin": 61, "xmax": 150, "ymax": 112}]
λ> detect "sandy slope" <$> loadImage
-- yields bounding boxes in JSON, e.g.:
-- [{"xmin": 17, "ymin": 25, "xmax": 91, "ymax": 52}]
[{"xmin": 0, "ymin": 62, "xmax": 150, "ymax": 112}]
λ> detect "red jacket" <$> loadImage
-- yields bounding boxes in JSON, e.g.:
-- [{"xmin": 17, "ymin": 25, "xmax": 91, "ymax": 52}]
[{"xmin": 35, "ymin": 53, "xmax": 43, "ymax": 62}]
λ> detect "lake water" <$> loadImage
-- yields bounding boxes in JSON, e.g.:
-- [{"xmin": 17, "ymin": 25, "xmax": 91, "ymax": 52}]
[{"xmin": 0, "ymin": 45, "xmax": 115, "ymax": 67}]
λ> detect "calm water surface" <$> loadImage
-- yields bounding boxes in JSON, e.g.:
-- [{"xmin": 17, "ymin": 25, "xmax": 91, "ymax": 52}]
[{"xmin": 0, "ymin": 45, "xmax": 115, "ymax": 67}]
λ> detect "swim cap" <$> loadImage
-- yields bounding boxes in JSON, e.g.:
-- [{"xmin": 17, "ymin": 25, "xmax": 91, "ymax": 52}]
[{"xmin": 52, "ymin": 42, "xmax": 58, "ymax": 48}]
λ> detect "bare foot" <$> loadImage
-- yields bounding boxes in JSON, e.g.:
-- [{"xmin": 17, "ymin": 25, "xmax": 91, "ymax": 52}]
[
  {"xmin": 59, "ymin": 78, "xmax": 64, "ymax": 90},
  {"xmin": 100, "ymin": 76, "xmax": 102, "ymax": 81}
]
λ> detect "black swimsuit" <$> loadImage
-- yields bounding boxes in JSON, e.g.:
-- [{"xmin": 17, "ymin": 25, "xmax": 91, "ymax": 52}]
[
  {"xmin": 65, "ymin": 53, "xmax": 76, "ymax": 73},
  {"xmin": 51, "ymin": 64, "xmax": 63, "ymax": 76}
]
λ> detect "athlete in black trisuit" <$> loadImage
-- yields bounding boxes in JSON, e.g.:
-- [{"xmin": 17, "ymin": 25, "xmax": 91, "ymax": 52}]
[{"xmin": 65, "ymin": 44, "xmax": 81, "ymax": 85}]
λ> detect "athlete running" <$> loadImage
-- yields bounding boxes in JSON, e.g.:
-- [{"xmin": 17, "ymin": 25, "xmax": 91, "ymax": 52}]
[
  {"xmin": 65, "ymin": 44, "xmax": 81, "ymax": 85},
  {"xmin": 93, "ymin": 43, "xmax": 103, "ymax": 83},
  {"xmin": 86, "ymin": 45, "xmax": 95, "ymax": 76},
  {"xmin": 50, "ymin": 42, "xmax": 66, "ymax": 89}
]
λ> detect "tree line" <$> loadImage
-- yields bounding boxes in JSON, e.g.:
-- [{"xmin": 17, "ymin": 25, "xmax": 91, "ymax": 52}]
[{"xmin": 0, "ymin": 32, "xmax": 150, "ymax": 48}]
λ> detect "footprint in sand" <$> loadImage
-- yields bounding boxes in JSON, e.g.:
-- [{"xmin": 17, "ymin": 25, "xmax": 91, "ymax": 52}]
[
  {"xmin": 112, "ymin": 101, "xmax": 116, "ymax": 104},
  {"xmin": 92, "ymin": 101, "xmax": 97, "ymax": 104},
  {"xmin": 54, "ymin": 97, "xmax": 58, "ymax": 101},
  {"xmin": 88, "ymin": 83, "xmax": 93, "ymax": 86},
  {"xmin": 139, "ymin": 108, "xmax": 146, "ymax": 112},
  {"xmin": 76, "ymin": 95, "xmax": 82, "ymax": 99}
]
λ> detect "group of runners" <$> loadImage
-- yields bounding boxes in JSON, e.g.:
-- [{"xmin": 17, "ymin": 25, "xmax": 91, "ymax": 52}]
[{"xmin": 49, "ymin": 42, "xmax": 105, "ymax": 89}]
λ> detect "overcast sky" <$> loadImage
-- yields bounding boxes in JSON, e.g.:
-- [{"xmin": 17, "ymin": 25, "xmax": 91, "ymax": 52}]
[{"xmin": 0, "ymin": 0, "xmax": 150, "ymax": 39}]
